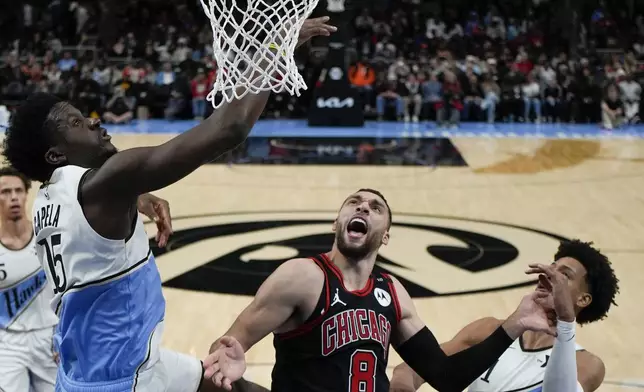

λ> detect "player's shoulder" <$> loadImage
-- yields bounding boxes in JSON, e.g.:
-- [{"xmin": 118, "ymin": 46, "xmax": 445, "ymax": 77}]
[
  {"xmin": 577, "ymin": 349, "xmax": 605, "ymax": 372},
  {"xmin": 577, "ymin": 349, "xmax": 606, "ymax": 391},
  {"xmin": 273, "ymin": 258, "xmax": 325, "ymax": 284}
]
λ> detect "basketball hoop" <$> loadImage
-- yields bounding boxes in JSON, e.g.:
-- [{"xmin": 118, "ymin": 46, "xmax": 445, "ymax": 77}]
[{"xmin": 199, "ymin": 0, "xmax": 319, "ymax": 108}]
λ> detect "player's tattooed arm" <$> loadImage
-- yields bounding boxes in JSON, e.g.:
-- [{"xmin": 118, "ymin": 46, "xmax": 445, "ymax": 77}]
[{"xmin": 389, "ymin": 317, "xmax": 503, "ymax": 391}]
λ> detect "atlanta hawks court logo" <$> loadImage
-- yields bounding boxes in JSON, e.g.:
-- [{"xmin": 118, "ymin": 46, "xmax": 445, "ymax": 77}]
[{"xmin": 147, "ymin": 211, "xmax": 568, "ymax": 298}]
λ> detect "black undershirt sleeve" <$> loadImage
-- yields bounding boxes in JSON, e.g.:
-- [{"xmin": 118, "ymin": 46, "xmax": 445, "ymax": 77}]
[{"xmin": 395, "ymin": 326, "xmax": 514, "ymax": 392}]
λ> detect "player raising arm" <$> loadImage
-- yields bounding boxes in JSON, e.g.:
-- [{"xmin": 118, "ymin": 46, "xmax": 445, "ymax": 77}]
[
  {"xmin": 2, "ymin": 17, "xmax": 336, "ymax": 392},
  {"xmin": 203, "ymin": 190, "xmax": 558, "ymax": 392},
  {"xmin": 390, "ymin": 240, "xmax": 618, "ymax": 392}
]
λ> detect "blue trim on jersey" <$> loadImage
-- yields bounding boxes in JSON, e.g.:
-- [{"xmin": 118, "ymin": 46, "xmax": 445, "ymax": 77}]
[
  {"xmin": 0, "ymin": 268, "xmax": 48, "ymax": 328},
  {"xmin": 55, "ymin": 254, "xmax": 165, "ymax": 383},
  {"xmin": 529, "ymin": 387, "xmax": 542, "ymax": 392}
]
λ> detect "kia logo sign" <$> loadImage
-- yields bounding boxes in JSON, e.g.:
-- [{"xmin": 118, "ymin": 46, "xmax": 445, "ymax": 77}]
[{"xmin": 316, "ymin": 97, "xmax": 355, "ymax": 109}]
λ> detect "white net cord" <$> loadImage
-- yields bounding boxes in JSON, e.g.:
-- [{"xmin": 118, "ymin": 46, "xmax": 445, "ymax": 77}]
[{"xmin": 199, "ymin": 0, "xmax": 320, "ymax": 108}]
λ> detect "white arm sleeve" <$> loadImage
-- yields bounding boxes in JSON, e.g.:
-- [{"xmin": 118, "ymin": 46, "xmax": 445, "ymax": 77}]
[{"xmin": 542, "ymin": 320, "xmax": 580, "ymax": 392}]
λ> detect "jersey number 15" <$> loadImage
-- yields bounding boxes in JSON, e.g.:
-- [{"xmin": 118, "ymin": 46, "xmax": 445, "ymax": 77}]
[{"xmin": 38, "ymin": 234, "xmax": 67, "ymax": 294}]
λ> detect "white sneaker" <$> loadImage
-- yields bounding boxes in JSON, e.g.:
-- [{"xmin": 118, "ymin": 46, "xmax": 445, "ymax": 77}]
[
  {"xmin": 404, "ymin": 115, "xmax": 410, "ymax": 122},
  {"xmin": 412, "ymin": 115, "xmax": 419, "ymax": 123}
]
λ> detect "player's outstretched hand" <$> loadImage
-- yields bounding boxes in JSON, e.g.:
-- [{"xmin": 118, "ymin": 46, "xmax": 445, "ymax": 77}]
[
  {"xmin": 297, "ymin": 16, "xmax": 337, "ymax": 48},
  {"xmin": 525, "ymin": 263, "xmax": 576, "ymax": 322},
  {"xmin": 204, "ymin": 336, "xmax": 247, "ymax": 391},
  {"xmin": 137, "ymin": 193, "xmax": 173, "ymax": 248},
  {"xmin": 506, "ymin": 291, "xmax": 558, "ymax": 338}
]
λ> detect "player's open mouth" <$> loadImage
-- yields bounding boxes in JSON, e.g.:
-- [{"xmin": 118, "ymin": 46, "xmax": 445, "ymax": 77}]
[
  {"xmin": 535, "ymin": 281, "xmax": 549, "ymax": 292},
  {"xmin": 347, "ymin": 217, "xmax": 368, "ymax": 238}
]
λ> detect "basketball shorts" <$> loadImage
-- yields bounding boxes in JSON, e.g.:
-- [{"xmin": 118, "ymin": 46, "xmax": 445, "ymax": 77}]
[
  {"xmin": 0, "ymin": 326, "xmax": 57, "ymax": 392},
  {"xmin": 55, "ymin": 348, "xmax": 203, "ymax": 392}
]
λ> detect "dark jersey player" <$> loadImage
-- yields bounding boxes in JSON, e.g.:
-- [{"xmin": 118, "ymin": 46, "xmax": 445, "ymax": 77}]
[{"xmin": 204, "ymin": 189, "xmax": 561, "ymax": 392}]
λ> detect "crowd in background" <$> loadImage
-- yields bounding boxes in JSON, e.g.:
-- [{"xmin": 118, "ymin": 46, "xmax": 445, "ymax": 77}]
[{"xmin": 1, "ymin": 0, "xmax": 644, "ymax": 129}]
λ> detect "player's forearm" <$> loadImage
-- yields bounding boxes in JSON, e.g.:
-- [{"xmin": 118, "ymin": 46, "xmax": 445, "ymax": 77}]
[
  {"xmin": 542, "ymin": 320, "xmax": 580, "ymax": 392},
  {"xmin": 98, "ymin": 89, "xmax": 269, "ymax": 198},
  {"xmin": 397, "ymin": 326, "xmax": 514, "ymax": 392},
  {"xmin": 390, "ymin": 363, "xmax": 425, "ymax": 392}
]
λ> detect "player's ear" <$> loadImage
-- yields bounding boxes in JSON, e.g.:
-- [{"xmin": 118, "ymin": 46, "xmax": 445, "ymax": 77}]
[
  {"xmin": 44, "ymin": 147, "xmax": 67, "ymax": 166},
  {"xmin": 332, "ymin": 220, "xmax": 338, "ymax": 232},
  {"xmin": 381, "ymin": 231, "xmax": 389, "ymax": 246},
  {"xmin": 577, "ymin": 292, "xmax": 592, "ymax": 309}
]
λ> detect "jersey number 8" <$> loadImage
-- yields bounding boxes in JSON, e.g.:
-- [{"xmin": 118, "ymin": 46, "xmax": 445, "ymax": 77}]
[
  {"xmin": 349, "ymin": 350, "xmax": 377, "ymax": 392},
  {"xmin": 38, "ymin": 234, "xmax": 67, "ymax": 294}
]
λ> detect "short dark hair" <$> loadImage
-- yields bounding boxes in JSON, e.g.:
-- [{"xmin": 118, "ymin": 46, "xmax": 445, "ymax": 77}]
[
  {"xmin": 3, "ymin": 93, "xmax": 63, "ymax": 182},
  {"xmin": 356, "ymin": 188, "xmax": 392, "ymax": 228},
  {"xmin": 0, "ymin": 167, "xmax": 31, "ymax": 191},
  {"xmin": 554, "ymin": 239, "xmax": 619, "ymax": 325}
]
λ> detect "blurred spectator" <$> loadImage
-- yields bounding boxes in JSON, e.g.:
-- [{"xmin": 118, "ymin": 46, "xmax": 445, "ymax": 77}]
[
  {"xmin": 103, "ymin": 86, "xmax": 135, "ymax": 124},
  {"xmin": 57, "ymin": 52, "xmax": 77, "ymax": 72},
  {"xmin": 462, "ymin": 71, "xmax": 481, "ymax": 121},
  {"xmin": 2, "ymin": 0, "xmax": 644, "ymax": 129},
  {"xmin": 76, "ymin": 71, "xmax": 102, "ymax": 117},
  {"xmin": 522, "ymin": 73, "xmax": 542, "ymax": 123},
  {"xmin": 619, "ymin": 74, "xmax": 641, "ymax": 123},
  {"xmin": 422, "ymin": 73, "xmax": 443, "ymax": 121},
  {"xmin": 542, "ymin": 79, "xmax": 563, "ymax": 123},
  {"xmin": 191, "ymin": 68, "xmax": 209, "ymax": 119},
  {"xmin": 403, "ymin": 74, "xmax": 422, "ymax": 122},
  {"xmin": 437, "ymin": 71, "xmax": 462, "ymax": 128},
  {"xmin": 479, "ymin": 75, "xmax": 500, "ymax": 123},
  {"xmin": 156, "ymin": 63, "xmax": 176, "ymax": 86},
  {"xmin": 376, "ymin": 82, "xmax": 404, "ymax": 121},
  {"xmin": 500, "ymin": 65, "xmax": 524, "ymax": 122},
  {"xmin": 577, "ymin": 67, "xmax": 601, "ymax": 123},
  {"xmin": 601, "ymin": 84, "xmax": 624, "ymax": 130},
  {"xmin": 349, "ymin": 59, "xmax": 376, "ymax": 109}
]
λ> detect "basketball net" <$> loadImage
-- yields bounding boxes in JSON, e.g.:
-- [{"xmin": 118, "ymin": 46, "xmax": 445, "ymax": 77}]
[{"xmin": 199, "ymin": 0, "xmax": 319, "ymax": 108}]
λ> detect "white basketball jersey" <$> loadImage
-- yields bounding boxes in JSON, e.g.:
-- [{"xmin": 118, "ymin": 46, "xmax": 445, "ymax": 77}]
[
  {"xmin": 0, "ymin": 234, "xmax": 58, "ymax": 331},
  {"xmin": 32, "ymin": 165, "xmax": 166, "ymax": 387},
  {"xmin": 468, "ymin": 338, "xmax": 584, "ymax": 392}
]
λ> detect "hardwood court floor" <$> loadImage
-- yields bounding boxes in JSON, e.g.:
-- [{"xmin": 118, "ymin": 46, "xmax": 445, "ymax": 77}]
[{"xmin": 25, "ymin": 134, "xmax": 644, "ymax": 391}]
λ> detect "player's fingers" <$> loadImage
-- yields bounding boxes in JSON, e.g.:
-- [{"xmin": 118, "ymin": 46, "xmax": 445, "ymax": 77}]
[
  {"xmin": 204, "ymin": 366, "xmax": 216, "ymax": 379},
  {"xmin": 155, "ymin": 203, "xmax": 173, "ymax": 232},
  {"xmin": 203, "ymin": 353, "xmax": 219, "ymax": 369},
  {"xmin": 204, "ymin": 358, "xmax": 221, "ymax": 379},
  {"xmin": 529, "ymin": 263, "xmax": 555, "ymax": 274},
  {"xmin": 223, "ymin": 378, "xmax": 233, "ymax": 391},
  {"xmin": 524, "ymin": 267, "xmax": 543, "ymax": 275},
  {"xmin": 322, "ymin": 24, "xmax": 338, "ymax": 32},
  {"xmin": 308, "ymin": 16, "xmax": 330, "ymax": 24},
  {"xmin": 219, "ymin": 336, "xmax": 237, "ymax": 347},
  {"xmin": 533, "ymin": 290, "xmax": 550, "ymax": 298},
  {"xmin": 214, "ymin": 372, "xmax": 225, "ymax": 387}
]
